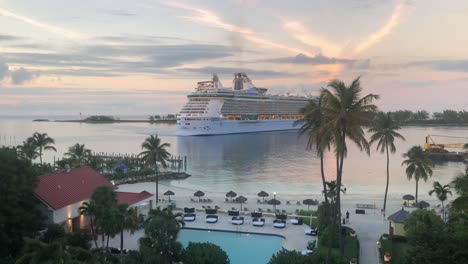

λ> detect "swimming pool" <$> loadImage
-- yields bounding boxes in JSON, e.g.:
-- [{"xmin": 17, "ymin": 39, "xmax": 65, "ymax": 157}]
[{"xmin": 177, "ymin": 229, "xmax": 284, "ymax": 264}]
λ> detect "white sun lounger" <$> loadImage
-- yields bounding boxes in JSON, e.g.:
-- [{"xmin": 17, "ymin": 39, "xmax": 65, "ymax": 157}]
[
  {"xmin": 252, "ymin": 218, "xmax": 265, "ymax": 226},
  {"xmin": 301, "ymin": 249, "xmax": 313, "ymax": 256},
  {"xmin": 183, "ymin": 214, "xmax": 196, "ymax": 222},
  {"xmin": 273, "ymin": 219, "xmax": 286, "ymax": 228},
  {"xmin": 206, "ymin": 215, "xmax": 218, "ymax": 223},
  {"xmin": 231, "ymin": 217, "xmax": 244, "ymax": 225}
]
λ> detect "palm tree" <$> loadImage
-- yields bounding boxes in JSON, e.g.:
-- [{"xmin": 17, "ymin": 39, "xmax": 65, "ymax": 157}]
[
  {"xmin": 17, "ymin": 138, "xmax": 39, "ymax": 163},
  {"xmin": 31, "ymin": 132, "xmax": 56, "ymax": 166},
  {"xmin": 369, "ymin": 112, "xmax": 405, "ymax": 216},
  {"xmin": 320, "ymin": 77, "xmax": 379, "ymax": 255},
  {"xmin": 138, "ymin": 135, "xmax": 171, "ymax": 204},
  {"xmin": 450, "ymin": 171, "xmax": 468, "ymax": 212},
  {"xmin": 402, "ymin": 146, "xmax": 433, "ymax": 203},
  {"xmin": 115, "ymin": 204, "xmax": 138, "ymax": 255},
  {"xmin": 65, "ymin": 143, "xmax": 91, "ymax": 167},
  {"xmin": 324, "ymin": 180, "xmax": 346, "ymax": 204},
  {"xmin": 296, "ymin": 94, "xmax": 332, "ymax": 208},
  {"xmin": 429, "ymin": 181, "xmax": 452, "ymax": 221},
  {"xmin": 79, "ymin": 201, "xmax": 99, "ymax": 248}
]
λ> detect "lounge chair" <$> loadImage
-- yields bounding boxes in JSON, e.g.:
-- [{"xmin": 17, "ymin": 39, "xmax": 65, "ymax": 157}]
[
  {"xmin": 190, "ymin": 198, "xmax": 195, "ymax": 202},
  {"xmin": 228, "ymin": 210, "xmax": 240, "ymax": 216},
  {"xmin": 205, "ymin": 208, "xmax": 217, "ymax": 215},
  {"xmin": 207, "ymin": 206, "xmax": 211, "ymax": 209},
  {"xmin": 202, "ymin": 205, "xmax": 206, "ymax": 209},
  {"xmin": 225, "ymin": 198, "xmax": 229, "ymax": 202},
  {"xmin": 273, "ymin": 219, "xmax": 286, "ymax": 228},
  {"xmin": 252, "ymin": 218, "xmax": 265, "ymax": 227},
  {"xmin": 231, "ymin": 216, "xmax": 244, "ymax": 225},
  {"xmin": 267, "ymin": 209, "xmax": 272, "ymax": 213},
  {"xmin": 307, "ymin": 240, "xmax": 317, "ymax": 250},
  {"xmin": 206, "ymin": 215, "xmax": 218, "ymax": 223},
  {"xmin": 301, "ymin": 249, "xmax": 313, "ymax": 256},
  {"xmin": 251, "ymin": 212, "xmax": 262, "ymax": 218},
  {"xmin": 291, "ymin": 217, "xmax": 303, "ymax": 225},
  {"xmin": 232, "ymin": 207, "xmax": 237, "ymax": 211},
  {"xmin": 183, "ymin": 214, "xmax": 196, "ymax": 222},
  {"xmin": 184, "ymin": 207, "xmax": 195, "ymax": 214},
  {"xmin": 296, "ymin": 201, "xmax": 301, "ymax": 205},
  {"xmin": 282, "ymin": 209, "xmax": 287, "ymax": 214},
  {"xmin": 244, "ymin": 207, "xmax": 249, "ymax": 211},
  {"xmin": 257, "ymin": 199, "xmax": 261, "ymax": 204},
  {"xmin": 258, "ymin": 208, "xmax": 263, "ymax": 212},
  {"xmin": 215, "ymin": 205, "xmax": 220, "ymax": 210},
  {"xmin": 286, "ymin": 201, "xmax": 290, "ymax": 205},
  {"xmin": 304, "ymin": 227, "xmax": 318, "ymax": 236}
]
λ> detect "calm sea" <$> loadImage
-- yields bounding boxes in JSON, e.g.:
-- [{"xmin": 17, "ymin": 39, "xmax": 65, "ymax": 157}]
[{"xmin": 1, "ymin": 115, "xmax": 467, "ymax": 197}]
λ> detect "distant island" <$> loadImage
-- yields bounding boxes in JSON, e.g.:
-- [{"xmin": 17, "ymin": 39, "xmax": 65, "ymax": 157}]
[
  {"xmin": 45, "ymin": 115, "xmax": 177, "ymax": 124},
  {"xmin": 386, "ymin": 110, "xmax": 468, "ymax": 126}
]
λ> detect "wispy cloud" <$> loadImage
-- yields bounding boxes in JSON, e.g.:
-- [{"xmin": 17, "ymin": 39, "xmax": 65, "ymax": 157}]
[
  {"xmin": 162, "ymin": 1, "xmax": 314, "ymax": 56},
  {"xmin": 353, "ymin": 0, "xmax": 407, "ymax": 54},
  {"xmin": 0, "ymin": 7, "xmax": 84, "ymax": 40},
  {"xmin": 282, "ymin": 21, "xmax": 343, "ymax": 57}
]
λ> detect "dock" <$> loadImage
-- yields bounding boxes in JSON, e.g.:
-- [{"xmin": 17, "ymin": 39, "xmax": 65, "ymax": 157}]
[{"xmin": 112, "ymin": 172, "xmax": 191, "ymax": 185}]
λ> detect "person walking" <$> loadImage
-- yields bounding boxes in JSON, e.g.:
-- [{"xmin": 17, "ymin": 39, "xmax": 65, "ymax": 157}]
[{"xmin": 346, "ymin": 211, "xmax": 350, "ymax": 223}]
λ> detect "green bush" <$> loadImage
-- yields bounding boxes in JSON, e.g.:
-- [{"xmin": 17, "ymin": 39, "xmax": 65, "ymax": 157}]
[
  {"xmin": 268, "ymin": 250, "xmax": 305, "ymax": 264},
  {"xmin": 318, "ymin": 227, "xmax": 339, "ymax": 248},
  {"xmin": 66, "ymin": 231, "xmax": 91, "ymax": 249},
  {"xmin": 182, "ymin": 242, "xmax": 229, "ymax": 264},
  {"xmin": 41, "ymin": 224, "xmax": 65, "ymax": 243}
]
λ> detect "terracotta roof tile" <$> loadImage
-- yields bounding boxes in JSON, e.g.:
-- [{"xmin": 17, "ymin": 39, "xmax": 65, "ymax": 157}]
[
  {"xmin": 34, "ymin": 167, "xmax": 116, "ymax": 209},
  {"xmin": 116, "ymin": 191, "xmax": 153, "ymax": 206}
]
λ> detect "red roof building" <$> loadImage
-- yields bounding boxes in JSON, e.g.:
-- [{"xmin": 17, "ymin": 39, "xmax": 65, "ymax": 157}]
[
  {"xmin": 34, "ymin": 167, "xmax": 153, "ymax": 232},
  {"xmin": 35, "ymin": 167, "xmax": 116, "ymax": 210}
]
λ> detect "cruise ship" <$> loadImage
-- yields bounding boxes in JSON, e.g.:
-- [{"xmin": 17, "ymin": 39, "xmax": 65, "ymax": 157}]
[{"xmin": 176, "ymin": 73, "xmax": 313, "ymax": 136}]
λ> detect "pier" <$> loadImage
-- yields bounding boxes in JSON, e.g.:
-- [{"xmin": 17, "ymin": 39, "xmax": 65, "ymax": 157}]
[{"xmin": 112, "ymin": 172, "xmax": 191, "ymax": 185}]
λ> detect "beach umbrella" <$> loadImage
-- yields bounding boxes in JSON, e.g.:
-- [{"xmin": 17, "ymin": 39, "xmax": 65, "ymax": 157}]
[
  {"xmin": 302, "ymin": 199, "xmax": 316, "ymax": 210},
  {"xmin": 402, "ymin": 194, "xmax": 415, "ymax": 206},
  {"xmin": 235, "ymin": 196, "xmax": 247, "ymax": 211},
  {"xmin": 416, "ymin": 200, "xmax": 430, "ymax": 209},
  {"xmin": 268, "ymin": 198, "xmax": 281, "ymax": 211},
  {"xmin": 194, "ymin": 190, "xmax": 205, "ymax": 202},
  {"xmin": 226, "ymin": 190, "xmax": 237, "ymax": 202},
  {"xmin": 258, "ymin": 191, "xmax": 269, "ymax": 202},
  {"xmin": 164, "ymin": 190, "xmax": 175, "ymax": 202}
]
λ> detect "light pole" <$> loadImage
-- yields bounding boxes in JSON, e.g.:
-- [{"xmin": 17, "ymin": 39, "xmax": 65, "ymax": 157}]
[{"xmin": 273, "ymin": 192, "xmax": 277, "ymax": 211}]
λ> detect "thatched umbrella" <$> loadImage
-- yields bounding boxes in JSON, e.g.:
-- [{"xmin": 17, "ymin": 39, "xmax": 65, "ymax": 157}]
[
  {"xmin": 258, "ymin": 191, "xmax": 269, "ymax": 202},
  {"xmin": 402, "ymin": 194, "xmax": 415, "ymax": 206},
  {"xmin": 235, "ymin": 196, "xmax": 247, "ymax": 211},
  {"xmin": 226, "ymin": 190, "xmax": 237, "ymax": 202},
  {"xmin": 194, "ymin": 190, "xmax": 205, "ymax": 202},
  {"xmin": 268, "ymin": 198, "xmax": 281, "ymax": 211},
  {"xmin": 302, "ymin": 199, "xmax": 316, "ymax": 210},
  {"xmin": 415, "ymin": 200, "xmax": 430, "ymax": 209},
  {"xmin": 164, "ymin": 190, "xmax": 175, "ymax": 202}
]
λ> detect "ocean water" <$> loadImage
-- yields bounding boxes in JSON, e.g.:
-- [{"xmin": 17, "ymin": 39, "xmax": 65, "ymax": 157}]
[
  {"xmin": 0, "ymin": 116, "xmax": 467, "ymax": 197},
  {"xmin": 177, "ymin": 229, "xmax": 283, "ymax": 264}
]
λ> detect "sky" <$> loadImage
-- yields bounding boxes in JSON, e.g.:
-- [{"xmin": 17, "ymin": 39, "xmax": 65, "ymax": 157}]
[{"xmin": 0, "ymin": 0, "xmax": 467, "ymax": 116}]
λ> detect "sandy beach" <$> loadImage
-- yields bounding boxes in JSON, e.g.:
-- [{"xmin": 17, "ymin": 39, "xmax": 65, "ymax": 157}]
[{"xmin": 115, "ymin": 181, "xmax": 451, "ymax": 263}]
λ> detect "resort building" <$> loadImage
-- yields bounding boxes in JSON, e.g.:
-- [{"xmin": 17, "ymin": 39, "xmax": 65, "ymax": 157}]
[
  {"xmin": 387, "ymin": 208, "xmax": 411, "ymax": 237},
  {"xmin": 34, "ymin": 167, "xmax": 152, "ymax": 232}
]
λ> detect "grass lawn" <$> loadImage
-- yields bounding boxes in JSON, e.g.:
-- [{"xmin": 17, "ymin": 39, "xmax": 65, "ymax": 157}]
[{"xmin": 380, "ymin": 238, "xmax": 411, "ymax": 264}]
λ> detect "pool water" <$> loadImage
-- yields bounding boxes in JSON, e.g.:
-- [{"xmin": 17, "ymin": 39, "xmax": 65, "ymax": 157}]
[{"xmin": 177, "ymin": 229, "xmax": 283, "ymax": 264}]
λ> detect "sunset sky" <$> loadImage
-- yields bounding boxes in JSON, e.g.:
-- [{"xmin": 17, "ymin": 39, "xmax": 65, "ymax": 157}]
[{"xmin": 0, "ymin": 0, "xmax": 467, "ymax": 116}]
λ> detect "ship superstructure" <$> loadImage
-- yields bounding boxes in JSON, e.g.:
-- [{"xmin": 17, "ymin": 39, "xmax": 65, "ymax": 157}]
[{"xmin": 176, "ymin": 73, "xmax": 313, "ymax": 136}]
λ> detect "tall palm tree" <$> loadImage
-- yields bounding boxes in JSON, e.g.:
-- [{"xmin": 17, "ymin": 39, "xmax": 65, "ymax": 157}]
[
  {"xmin": 369, "ymin": 112, "xmax": 405, "ymax": 216},
  {"xmin": 31, "ymin": 132, "xmax": 56, "ymax": 166},
  {"xmin": 320, "ymin": 77, "xmax": 379, "ymax": 255},
  {"xmin": 450, "ymin": 171, "xmax": 468, "ymax": 212},
  {"xmin": 138, "ymin": 135, "xmax": 171, "ymax": 204},
  {"xmin": 296, "ymin": 94, "xmax": 332, "ymax": 207},
  {"xmin": 429, "ymin": 181, "xmax": 452, "ymax": 221},
  {"xmin": 402, "ymin": 145, "xmax": 433, "ymax": 203},
  {"xmin": 79, "ymin": 201, "xmax": 99, "ymax": 248},
  {"xmin": 65, "ymin": 143, "xmax": 91, "ymax": 167}
]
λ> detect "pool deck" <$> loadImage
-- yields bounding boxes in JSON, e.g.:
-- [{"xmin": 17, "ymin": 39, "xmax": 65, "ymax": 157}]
[{"xmin": 105, "ymin": 210, "xmax": 317, "ymax": 253}]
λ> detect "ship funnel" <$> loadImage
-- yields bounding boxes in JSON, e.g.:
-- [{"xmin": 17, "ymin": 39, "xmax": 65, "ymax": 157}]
[
  {"xmin": 233, "ymin": 73, "xmax": 254, "ymax": 90},
  {"xmin": 212, "ymin": 74, "xmax": 223, "ymax": 90}
]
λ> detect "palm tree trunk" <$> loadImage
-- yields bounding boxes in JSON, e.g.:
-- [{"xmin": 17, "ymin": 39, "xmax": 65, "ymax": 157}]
[
  {"xmin": 337, "ymin": 128, "xmax": 347, "ymax": 256},
  {"xmin": 442, "ymin": 201, "xmax": 445, "ymax": 222},
  {"xmin": 106, "ymin": 233, "xmax": 110, "ymax": 249},
  {"xmin": 102, "ymin": 233, "xmax": 105, "ymax": 248},
  {"xmin": 89, "ymin": 218, "xmax": 98, "ymax": 248},
  {"xmin": 155, "ymin": 163, "xmax": 159, "ymax": 205},
  {"xmin": 327, "ymin": 154, "xmax": 340, "ymax": 263},
  {"xmin": 320, "ymin": 151, "xmax": 330, "ymax": 205},
  {"xmin": 120, "ymin": 230, "xmax": 124, "ymax": 255},
  {"xmin": 383, "ymin": 145, "xmax": 390, "ymax": 217},
  {"xmin": 39, "ymin": 148, "xmax": 43, "ymax": 165},
  {"xmin": 415, "ymin": 179, "xmax": 419, "ymax": 204}
]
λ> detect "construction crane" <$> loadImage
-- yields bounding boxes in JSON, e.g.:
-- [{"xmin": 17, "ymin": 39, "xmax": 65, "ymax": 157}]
[{"xmin": 424, "ymin": 135, "xmax": 468, "ymax": 152}]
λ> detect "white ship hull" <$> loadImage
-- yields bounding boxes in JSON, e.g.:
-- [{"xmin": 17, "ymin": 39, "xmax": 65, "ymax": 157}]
[{"xmin": 176, "ymin": 119, "xmax": 301, "ymax": 136}]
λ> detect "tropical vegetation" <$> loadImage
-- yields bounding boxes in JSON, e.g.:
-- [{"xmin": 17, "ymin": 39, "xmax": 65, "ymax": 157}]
[
  {"xmin": 402, "ymin": 145, "xmax": 434, "ymax": 203},
  {"xmin": 138, "ymin": 135, "xmax": 171, "ymax": 202},
  {"xmin": 429, "ymin": 181, "xmax": 452, "ymax": 221},
  {"xmin": 368, "ymin": 112, "xmax": 405, "ymax": 216},
  {"xmin": 65, "ymin": 143, "xmax": 91, "ymax": 167}
]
